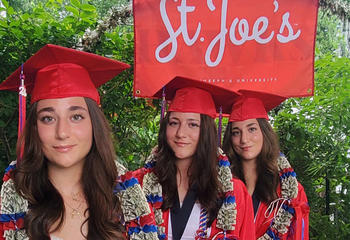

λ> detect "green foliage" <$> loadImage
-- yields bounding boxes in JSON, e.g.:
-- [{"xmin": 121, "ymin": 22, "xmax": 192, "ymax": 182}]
[
  {"xmin": 0, "ymin": 0, "xmax": 350, "ymax": 238},
  {"xmin": 0, "ymin": 0, "xmax": 97, "ymax": 166},
  {"xmin": 88, "ymin": 0, "xmax": 130, "ymax": 17},
  {"xmin": 90, "ymin": 24, "xmax": 159, "ymax": 169},
  {"xmin": 274, "ymin": 55, "xmax": 350, "ymax": 239},
  {"xmin": 316, "ymin": 9, "xmax": 349, "ymax": 58},
  {"xmin": 276, "ymin": 6, "xmax": 350, "ymax": 237},
  {"xmin": 0, "ymin": 0, "xmax": 158, "ymax": 172}
]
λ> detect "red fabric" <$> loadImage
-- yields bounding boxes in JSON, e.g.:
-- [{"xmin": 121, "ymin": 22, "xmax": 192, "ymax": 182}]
[
  {"xmin": 120, "ymin": 170, "xmax": 158, "ymax": 233},
  {"xmin": 132, "ymin": 169, "xmax": 255, "ymax": 240},
  {"xmin": 134, "ymin": 0, "xmax": 319, "ymax": 98},
  {"xmin": 31, "ymin": 63, "xmax": 99, "ymax": 104},
  {"xmin": 153, "ymin": 76, "xmax": 240, "ymax": 115},
  {"xmin": 209, "ymin": 178, "xmax": 255, "ymax": 240},
  {"xmin": 255, "ymin": 183, "xmax": 309, "ymax": 240},
  {"xmin": 229, "ymin": 90, "xmax": 286, "ymax": 122},
  {"xmin": 229, "ymin": 97, "xmax": 269, "ymax": 121},
  {"xmin": 0, "ymin": 44, "xmax": 130, "ymax": 104},
  {"xmin": 18, "ymin": 91, "xmax": 26, "ymax": 138},
  {"xmin": 0, "ymin": 225, "xmax": 3, "ymax": 240},
  {"xmin": 0, "ymin": 196, "xmax": 3, "ymax": 240},
  {"xmin": 2, "ymin": 219, "xmax": 24, "ymax": 231},
  {"xmin": 163, "ymin": 210, "xmax": 170, "ymax": 237},
  {"xmin": 0, "ymin": 217, "xmax": 25, "ymax": 240},
  {"xmin": 0, "ymin": 166, "xmax": 156, "ymax": 240},
  {"xmin": 168, "ymin": 87, "xmax": 217, "ymax": 118}
]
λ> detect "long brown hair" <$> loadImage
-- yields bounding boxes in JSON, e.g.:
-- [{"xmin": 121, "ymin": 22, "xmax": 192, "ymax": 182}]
[
  {"xmin": 222, "ymin": 118, "xmax": 279, "ymax": 203},
  {"xmin": 13, "ymin": 97, "xmax": 125, "ymax": 239},
  {"xmin": 154, "ymin": 112, "xmax": 221, "ymax": 224}
]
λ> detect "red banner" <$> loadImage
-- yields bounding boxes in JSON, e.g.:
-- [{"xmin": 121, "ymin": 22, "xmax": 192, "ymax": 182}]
[{"xmin": 133, "ymin": 0, "xmax": 318, "ymax": 98}]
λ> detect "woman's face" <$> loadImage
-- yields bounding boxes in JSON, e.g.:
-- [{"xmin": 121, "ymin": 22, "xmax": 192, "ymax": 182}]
[
  {"xmin": 37, "ymin": 97, "xmax": 93, "ymax": 169},
  {"xmin": 230, "ymin": 118, "xmax": 263, "ymax": 162},
  {"xmin": 166, "ymin": 112, "xmax": 201, "ymax": 161}
]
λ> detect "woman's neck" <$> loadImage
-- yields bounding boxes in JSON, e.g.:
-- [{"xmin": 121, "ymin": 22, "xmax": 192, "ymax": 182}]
[
  {"xmin": 48, "ymin": 163, "xmax": 88, "ymax": 239},
  {"xmin": 242, "ymin": 159, "xmax": 258, "ymax": 196},
  {"xmin": 48, "ymin": 164, "xmax": 83, "ymax": 196},
  {"xmin": 175, "ymin": 158, "xmax": 192, "ymax": 203}
]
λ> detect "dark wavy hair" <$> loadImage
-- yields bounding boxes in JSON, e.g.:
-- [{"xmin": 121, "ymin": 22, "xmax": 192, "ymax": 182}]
[
  {"xmin": 13, "ymin": 97, "xmax": 125, "ymax": 240},
  {"xmin": 154, "ymin": 112, "xmax": 221, "ymax": 224},
  {"xmin": 222, "ymin": 118, "xmax": 279, "ymax": 203}
]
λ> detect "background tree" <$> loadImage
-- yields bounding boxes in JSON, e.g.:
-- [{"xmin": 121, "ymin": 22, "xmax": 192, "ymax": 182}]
[
  {"xmin": 0, "ymin": 0, "xmax": 158, "ymax": 172},
  {"xmin": 0, "ymin": 0, "xmax": 349, "ymax": 238},
  {"xmin": 271, "ymin": 6, "xmax": 350, "ymax": 239}
]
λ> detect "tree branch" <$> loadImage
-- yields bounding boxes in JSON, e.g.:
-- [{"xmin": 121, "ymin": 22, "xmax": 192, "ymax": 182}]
[
  {"xmin": 81, "ymin": 1, "xmax": 350, "ymax": 51},
  {"xmin": 319, "ymin": 0, "xmax": 350, "ymax": 19},
  {"xmin": 82, "ymin": 4, "xmax": 132, "ymax": 51}
]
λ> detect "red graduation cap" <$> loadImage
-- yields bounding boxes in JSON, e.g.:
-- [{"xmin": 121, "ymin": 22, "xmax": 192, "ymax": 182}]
[
  {"xmin": 229, "ymin": 90, "xmax": 286, "ymax": 122},
  {"xmin": 153, "ymin": 76, "xmax": 240, "ymax": 119},
  {"xmin": 0, "ymin": 44, "xmax": 130, "ymax": 154},
  {"xmin": 0, "ymin": 44, "xmax": 130, "ymax": 104}
]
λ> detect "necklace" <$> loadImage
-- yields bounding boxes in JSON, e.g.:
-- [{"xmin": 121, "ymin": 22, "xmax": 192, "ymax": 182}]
[
  {"xmin": 65, "ymin": 201, "xmax": 83, "ymax": 218},
  {"xmin": 1, "ymin": 160, "xmax": 159, "ymax": 240},
  {"xmin": 64, "ymin": 191, "xmax": 85, "ymax": 219},
  {"xmin": 142, "ymin": 148, "xmax": 237, "ymax": 239}
]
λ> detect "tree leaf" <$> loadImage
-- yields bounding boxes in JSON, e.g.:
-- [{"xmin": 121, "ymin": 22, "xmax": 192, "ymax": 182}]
[
  {"xmin": 70, "ymin": 0, "xmax": 81, "ymax": 8},
  {"xmin": 80, "ymin": 4, "xmax": 96, "ymax": 12},
  {"xmin": 65, "ymin": 5, "xmax": 79, "ymax": 17},
  {"xmin": 1, "ymin": 0, "xmax": 8, "ymax": 9}
]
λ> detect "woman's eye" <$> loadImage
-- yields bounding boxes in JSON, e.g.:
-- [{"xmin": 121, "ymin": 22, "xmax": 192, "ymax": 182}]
[
  {"xmin": 248, "ymin": 127, "xmax": 257, "ymax": 133},
  {"xmin": 40, "ymin": 116, "xmax": 54, "ymax": 123},
  {"xmin": 168, "ymin": 121, "xmax": 178, "ymax": 126},
  {"xmin": 231, "ymin": 131, "xmax": 240, "ymax": 136},
  {"xmin": 189, "ymin": 122, "xmax": 199, "ymax": 128},
  {"xmin": 72, "ymin": 114, "xmax": 84, "ymax": 121}
]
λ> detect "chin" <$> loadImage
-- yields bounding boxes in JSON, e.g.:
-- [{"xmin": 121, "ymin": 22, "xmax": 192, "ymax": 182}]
[
  {"xmin": 242, "ymin": 155, "xmax": 258, "ymax": 162},
  {"xmin": 175, "ymin": 154, "xmax": 194, "ymax": 161}
]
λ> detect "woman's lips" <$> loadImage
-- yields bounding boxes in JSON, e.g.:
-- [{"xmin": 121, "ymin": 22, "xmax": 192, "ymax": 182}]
[
  {"xmin": 175, "ymin": 141, "xmax": 188, "ymax": 147},
  {"xmin": 241, "ymin": 146, "xmax": 251, "ymax": 151},
  {"xmin": 53, "ymin": 145, "xmax": 76, "ymax": 152}
]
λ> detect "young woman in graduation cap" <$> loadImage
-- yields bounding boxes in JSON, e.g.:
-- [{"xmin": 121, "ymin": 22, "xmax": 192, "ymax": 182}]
[
  {"xmin": 132, "ymin": 77, "xmax": 255, "ymax": 240},
  {"xmin": 0, "ymin": 44, "xmax": 157, "ymax": 240},
  {"xmin": 222, "ymin": 91, "xmax": 310, "ymax": 240}
]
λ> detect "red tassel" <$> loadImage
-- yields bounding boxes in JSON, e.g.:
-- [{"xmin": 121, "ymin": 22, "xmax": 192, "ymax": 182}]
[{"xmin": 18, "ymin": 64, "xmax": 26, "ymax": 160}]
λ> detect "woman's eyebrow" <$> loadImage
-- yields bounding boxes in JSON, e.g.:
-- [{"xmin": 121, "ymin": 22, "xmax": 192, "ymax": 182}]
[
  {"xmin": 69, "ymin": 106, "xmax": 88, "ymax": 111},
  {"xmin": 37, "ymin": 107, "xmax": 54, "ymax": 114},
  {"xmin": 187, "ymin": 118, "xmax": 200, "ymax": 122},
  {"xmin": 169, "ymin": 117, "xmax": 179, "ymax": 121},
  {"xmin": 246, "ymin": 122, "xmax": 258, "ymax": 127},
  {"xmin": 37, "ymin": 106, "xmax": 88, "ymax": 114},
  {"xmin": 232, "ymin": 122, "xmax": 257, "ymax": 130}
]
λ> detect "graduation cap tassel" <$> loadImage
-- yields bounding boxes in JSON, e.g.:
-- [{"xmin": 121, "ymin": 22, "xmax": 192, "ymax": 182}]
[
  {"xmin": 18, "ymin": 64, "xmax": 27, "ymax": 160},
  {"xmin": 160, "ymin": 86, "xmax": 166, "ymax": 120},
  {"xmin": 217, "ymin": 106, "xmax": 223, "ymax": 148}
]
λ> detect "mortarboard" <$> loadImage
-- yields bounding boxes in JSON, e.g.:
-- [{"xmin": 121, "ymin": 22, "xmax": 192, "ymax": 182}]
[
  {"xmin": 0, "ymin": 44, "xmax": 130, "ymax": 151},
  {"xmin": 0, "ymin": 44, "xmax": 130, "ymax": 104},
  {"xmin": 153, "ymin": 76, "xmax": 240, "ymax": 119},
  {"xmin": 229, "ymin": 90, "xmax": 286, "ymax": 122}
]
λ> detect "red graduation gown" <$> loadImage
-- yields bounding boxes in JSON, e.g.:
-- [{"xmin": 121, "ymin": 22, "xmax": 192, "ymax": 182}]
[
  {"xmin": 133, "ymin": 168, "xmax": 255, "ymax": 240},
  {"xmin": 255, "ymin": 183, "xmax": 309, "ymax": 240}
]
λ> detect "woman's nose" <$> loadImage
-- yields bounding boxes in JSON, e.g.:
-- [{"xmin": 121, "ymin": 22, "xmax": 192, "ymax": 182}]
[
  {"xmin": 55, "ymin": 119, "xmax": 70, "ymax": 140},
  {"xmin": 240, "ymin": 130, "xmax": 248, "ymax": 143},
  {"xmin": 175, "ymin": 123, "xmax": 186, "ymax": 138}
]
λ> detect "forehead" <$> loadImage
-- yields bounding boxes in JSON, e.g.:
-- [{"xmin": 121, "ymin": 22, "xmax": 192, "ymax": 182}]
[
  {"xmin": 36, "ymin": 96, "xmax": 88, "ymax": 110},
  {"xmin": 231, "ymin": 118, "xmax": 259, "ymax": 128},
  {"xmin": 169, "ymin": 111, "xmax": 201, "ymax": 121}
]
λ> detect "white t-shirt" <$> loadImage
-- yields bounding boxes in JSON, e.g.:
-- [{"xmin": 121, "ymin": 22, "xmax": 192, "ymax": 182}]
[{"xmin": 50, "ymin": 235, "xmax": 63, "ymax": 240}]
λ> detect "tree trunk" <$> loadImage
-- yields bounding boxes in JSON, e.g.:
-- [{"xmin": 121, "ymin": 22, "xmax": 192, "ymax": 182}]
[{"xmin": 325, "ymin": 173, "xmax": 330, "ymax": 215}]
